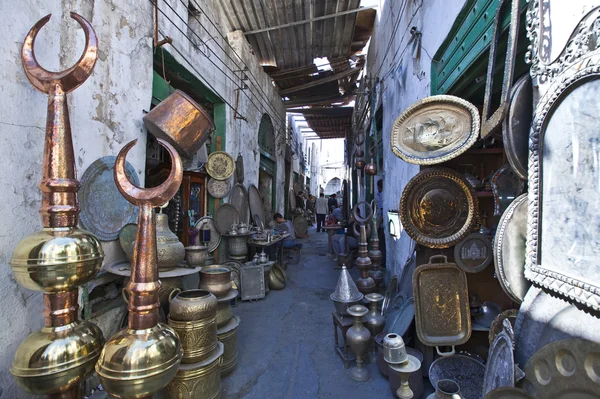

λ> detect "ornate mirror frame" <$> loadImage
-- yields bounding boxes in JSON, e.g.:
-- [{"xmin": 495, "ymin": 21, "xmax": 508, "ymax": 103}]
[{"xmin": 526, "ymin": 4, "xmax": 600, "ymax": 311}]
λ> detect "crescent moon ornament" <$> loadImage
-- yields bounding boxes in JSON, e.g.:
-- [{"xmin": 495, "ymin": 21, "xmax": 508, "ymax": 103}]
[{"xmin": 21, "ymin": 12, "xmax": 98, "ymax": 94}]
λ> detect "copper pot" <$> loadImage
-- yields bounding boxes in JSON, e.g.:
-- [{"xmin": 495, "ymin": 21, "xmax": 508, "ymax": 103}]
[
  {"xmin": 143, "ymin": 89, "xmax": 215, "ymax": 158},
  {"xmin": 365, "ymin": 158, "xmax": 377, "ymax": 175},
  {"xmin": 355, "ymin": 159, "xmax": 366, "ymax": 170},
  {"xmin": 168, "ymin": 289, "xmax": 217, "ymax": 322},
  {"xmin": 199, "ymin": 266, "xmax": 232, "ymax": 298}
]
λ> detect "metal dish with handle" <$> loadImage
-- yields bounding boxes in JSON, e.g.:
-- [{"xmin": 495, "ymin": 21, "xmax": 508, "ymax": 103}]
[{"xmin": 413, "ymin": 255, "xmax": 470, "ymax": 356}]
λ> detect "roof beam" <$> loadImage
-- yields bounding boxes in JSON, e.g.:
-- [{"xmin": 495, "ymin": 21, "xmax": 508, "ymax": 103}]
[
  {"xmin": 279, "ymin": 68, "xmax": 361, "ymax": 96},
  {"xmin": 243, "ymin": 6, "xmax": 378, "ymax": 36}
]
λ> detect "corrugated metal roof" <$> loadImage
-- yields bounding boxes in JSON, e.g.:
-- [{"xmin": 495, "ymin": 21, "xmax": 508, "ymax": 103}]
[
  {"xmin": 217, "ymin": 0, "xmax": 362, "ymax": 70},
  {"xmin": 295, "ymin": 107, "xmax": 353, "ymax": 139}
]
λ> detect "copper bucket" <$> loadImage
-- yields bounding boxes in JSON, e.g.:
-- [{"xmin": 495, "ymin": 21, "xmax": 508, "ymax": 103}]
[{"xmin": 143, "ymin": 90, "xmax": 214, "ymax": 158}]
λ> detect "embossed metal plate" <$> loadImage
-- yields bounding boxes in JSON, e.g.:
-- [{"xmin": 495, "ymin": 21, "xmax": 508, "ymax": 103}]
[
  {"xmin": 522, "ymin": 339, "xmax": 600, "ymax": 398},
  {"xmin": 206, "ymin": 151, "xmax": 234, "ymax": 180},
  {"xmin": 240, "ymin": 263, "xmax": 265, "ymax": 301},
  {"xmin": 79, "ymin": 156, "xmax": 139, "ymax": 241},
  {"xmin": 483, "ymin": 327, "xmax": 516, "ymax": 396},
  {"xmin": 214, "ymin": 204, "xmax": 239, "ymax": 234},
  {"xmin": 454, "ymin": 233, "xmax": 493, "ymax": 273},
  {"xmin": 413, "ymin": 255, "xmax": 471, "ymax": 348},
  {"xmin": 494, "ymin": 194, "xmax": 529, "ymax": 303},
  {"xmin": 194, "ymin": 216, "xmax": 221, "ymax": 253},
  {"xmin": 207, "ymin": 178, "xmax": 231, "ymax": 199},
  {"xmin": 230, "ymin": 184, "xmax": 249, "ymax": 224},
  {"xmin": 429, "ymin": 354, "xmax": 485, "ymax": 399},
  {"xmin": 503, "ymin": 74, "xmax": 532, "ymax": 180},
  {"xmin": 248, "ymin": 184, "xmax": 265, "ymax": 227},
  {"xmin": 391, "ymin": 95, "xmax": 480, "ymax": 165},
  {"xmin": 400, "ymin": 167, "xmax": 478, "ymax": 248}
]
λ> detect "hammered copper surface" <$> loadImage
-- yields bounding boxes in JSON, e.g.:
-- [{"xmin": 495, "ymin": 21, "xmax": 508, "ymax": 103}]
[
  {"xmin": 143, "ymin": 89, "xmax": 214, "ymax": 159},
  {"xmin": 400, "ymin": 168, "xmax": 478, "ymax": 248},
  {"xmin": 206, "ymin": 151, "xmax": 235, "ymax": 180},
  {"xmin": 391, "ymin": 95, "xmax": 480, "ymax": 165},
  {"xmin": 522, "ymin": 339, "xmax": 600, "ymax": 398},
  {"xmin": 413, "ymin": 255, "xmax": 470, "ymax": 349}
]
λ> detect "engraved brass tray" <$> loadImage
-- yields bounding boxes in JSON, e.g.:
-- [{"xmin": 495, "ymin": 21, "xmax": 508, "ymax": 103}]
[
  {"xmin": 413, "ymin": 255, "xmax": 470, "ymax": 356},
  {"xmin": 400, "ymin": 168, "xmax": 478, "ymax": 248},
  {"xmin": 207, "ymin": 178, "xmax": 231, "ymax": 199},
  {"xmin": 206, "ymin": 151, "xmax": 234, "ymax": 180},
  {"xmin": 522, "ymin": 339, "xmax": 600, "ymax": 398},
  {"xmin": 391, "ymin": 95, "xmax": 480, "ymax": 165}
]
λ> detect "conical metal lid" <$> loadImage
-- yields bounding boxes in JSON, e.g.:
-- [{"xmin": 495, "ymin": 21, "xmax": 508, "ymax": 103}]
[{"xmin": 331, "ymin": 265, "xmax": 363, "ymax": 303}]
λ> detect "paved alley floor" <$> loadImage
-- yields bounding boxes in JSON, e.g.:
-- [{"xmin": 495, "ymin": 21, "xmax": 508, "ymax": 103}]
[{"xmin": 221, "ymin": 226, "xmax": 393, "ymax": 399}]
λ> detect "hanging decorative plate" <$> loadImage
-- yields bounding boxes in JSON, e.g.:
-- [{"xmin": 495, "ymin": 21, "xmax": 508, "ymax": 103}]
[
  {"xmin": 248, "ymin": 184, "xmax": 265, "ymax": 227},
  {"xmin": 400, "ymin": 167, "xmax": 478, "ymax": 248},
  {"xmin": 503, "ymin": 74, "xmax": 532, "ymax": 180},
  {"xmin": 214, "ymin": 204, "xmax": 239, "ymax": 234},
  {"xmin": 454, "ymin": 233, "xmax": 493, "ymax": 273},
  {"xmin": 483, "ymin": 323, "xmax": 516, "ymax": 396},
  {"xmin": 390, "ymin": 95, "xmax": 480, "ymax": 165},
  {"xmin": 293, "ymin": 215, "xmax": 308, "ymax": 236},
  {"xmin": 230, "ymin": 184, "xmax": 250, "ymax": 224},
  {"xmin": 491, "ymin": 164, "xmax": 525, "ymax": 216},
  {"xmin": 429, "ymin": 354, "xmax": 485, "ymax": 399},
  {"xmin": 207, "ymin": 178, "xmax": 231, "ymax": 199},
  {"xmin": 79, "ymin": 156, "xmax": 139, "ymax": 241},
  {"xmin": 235, "ymin": 154, "xmax": 244, "ymax": 183},
  {"xmin": 206, "ymin": 151, "xmax": 234, "ymax": 180},
  {"xmin": 522, "ymin": 339, "xmax": 600, "ymax": 398},
  {"xmin": 288, "ymin": 188, "xmax": 296, "ymax": 211},
  {"xmin": 194, "ymin": 216, "xmax": 221, "ymax": 253},
  {"xmin": 494, "ymin": 194, "xmax": 530, "ymax": 303}
]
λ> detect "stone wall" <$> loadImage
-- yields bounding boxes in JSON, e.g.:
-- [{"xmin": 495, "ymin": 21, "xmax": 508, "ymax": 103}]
[{"xmin": 364, "ymin": 0, "xmax": 467, "ymax": 277}]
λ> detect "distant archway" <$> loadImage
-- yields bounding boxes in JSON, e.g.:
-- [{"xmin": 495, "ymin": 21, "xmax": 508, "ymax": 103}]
[{"xmin": 324, "ymin": 177, "xmax": 341, "ymax": 195}]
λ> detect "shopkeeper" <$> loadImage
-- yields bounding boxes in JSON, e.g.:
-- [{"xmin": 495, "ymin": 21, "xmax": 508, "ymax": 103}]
[
  {"xmin": 328, "ymin": 216, "xmax": 359, "ymax": 262},
  {"xmin": 273, "ymin": 213, "xmax": 302, "ymax": 249}
]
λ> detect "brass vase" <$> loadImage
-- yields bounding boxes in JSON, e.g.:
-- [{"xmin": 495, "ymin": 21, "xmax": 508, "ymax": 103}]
[
  {"xmin": 346, "ymin": 305, "xmax": 371, "ymax": 382},
  {"xmin": 364, "ymin": 293, "xmax": 385, "ymax": 362},
  {"xmin": 10, "ymin": 13, "xmax": 105, "ymax": 397},
  {"xmin": 356, "ymin": 225, "xmax": 376, "ymax": 294},
  {"xmin": 367, "ymin": 208, "xmax": 384, "ymax": 287},
  {"xmin": 96, "ymin": 139, "xmax": 183, "ymax": 399}
]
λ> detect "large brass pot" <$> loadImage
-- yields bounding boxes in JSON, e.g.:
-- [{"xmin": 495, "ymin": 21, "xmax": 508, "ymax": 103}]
[
  {"xmin": 164, "ymin": 342, "xmax": 224, "ymax": 399},
  {"xmin": 168, "ymin": 289, "xmax": 217, "ymax": 322},
  {"xmin": 185, "ymin": 245, "xmax": 209, "ymax": 267},
  {"xmin": 216, "ymin": 290, "xmax": 237, "ymax": 328},
  {"xmin": 168, "ymin": 315, "xmax": 218, "ymax": 364},
  {"xmin": 200, "ymin": 266, "xmax": 232, "ymax": 298},
  {"xmin": 269, "ymin": 263, "xmax": 286, "ymax": 290},
  {"xmin": 143, "ymin": 89, "xmax": 215, "ymax": 158},
  {"xmin": 217, "ymin": 315, "xmax": 240, "ymax": 376}
]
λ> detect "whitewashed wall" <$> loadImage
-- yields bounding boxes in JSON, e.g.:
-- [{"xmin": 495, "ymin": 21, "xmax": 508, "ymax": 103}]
[{"xmin": 366, "ymin": 0, "xmax": 467, "ymax": 276}]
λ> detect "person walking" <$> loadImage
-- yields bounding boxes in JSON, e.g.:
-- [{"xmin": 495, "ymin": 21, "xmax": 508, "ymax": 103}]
[
  {"xmin": 315, "ymin": 193, "xmax": 328, "ymax": 232},
  {"xmin": 328, "ymin": 193, "xmax": 338, "ymax": 213}
]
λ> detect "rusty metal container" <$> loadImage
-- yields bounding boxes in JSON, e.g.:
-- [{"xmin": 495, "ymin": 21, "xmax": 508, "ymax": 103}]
[{"xmin": 143, "ymin": 89, "xmax": 214, "ymax": 158}]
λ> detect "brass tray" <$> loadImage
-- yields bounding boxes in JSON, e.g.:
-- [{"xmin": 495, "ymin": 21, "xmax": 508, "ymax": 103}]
[
  {"xmin": 390, "ymin": 95, "xmax": 480, "ymax": 165},
  {"xmin": 240, "ymin": 263, "xmax": 265, "ymax": 301},
  {"xmin": 400, "ymin": 168, "xmax": 478, "ymax": 248},
  {"xmin": 207, "ymin": 178, "xmax": 231, "ymax": 199},
  {"xmin": 522, "ymin": 338, "xmax": 600, "ymax": 398},
  {"xmin": 230, "ymin": 183, "xmax": 250, "ymax": 224},
  {"xmin": 413, "ymin": 255, "xmax": 470, "ymax": 356},
  {"xmin": 206, "ymin": 151, "xmax": 234, "ymax": 180}
]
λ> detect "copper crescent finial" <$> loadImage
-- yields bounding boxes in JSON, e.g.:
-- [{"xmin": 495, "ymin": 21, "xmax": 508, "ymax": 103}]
[
  {"xmin": 21, "ymin": 12, "xmax": 98, "ymax": 94},
  {"xmin": 114, "ymin": 138, "xmax": 183, "ymax": 207}
]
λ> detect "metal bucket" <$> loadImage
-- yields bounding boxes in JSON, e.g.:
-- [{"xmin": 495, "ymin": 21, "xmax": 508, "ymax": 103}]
[{"xmin": 217, "ymin": 315, "xmax": 240, "ymax": 376}]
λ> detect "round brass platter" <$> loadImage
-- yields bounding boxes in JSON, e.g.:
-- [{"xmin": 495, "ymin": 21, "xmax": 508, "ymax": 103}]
[
  {"xmin": 206, "ymin": 151, "xmax": 234, "ymax": 180},
  {"xmin": 207, "ymin": 178, "xmax": 231, "ymax": 199},
  {"xmin": 400, "ymin": 168, "xmax": 478, "ymax": 248}
]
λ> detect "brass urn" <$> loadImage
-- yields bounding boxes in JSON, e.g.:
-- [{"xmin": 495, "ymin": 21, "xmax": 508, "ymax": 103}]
[
  {"xmin": 346, "ymin": 305, "xmax": 371, "ymax": 382},
  {"xmin": 356, "ymin": 224, "xmax": 376, "ymax": 294},
  {"xmin": 368, "ymin": 205, "xmax": 384, "ymax": 287},
  {"xmin": 96, "ymin": 139, "xmax": 183, "ymax": 399},
  {"xmin": 9, "ymin": 13, "xmax": 105, "ymax": 397},
  {"xmin": 364, "ymin": 293, "xmax": 385, "ymax": 362}
]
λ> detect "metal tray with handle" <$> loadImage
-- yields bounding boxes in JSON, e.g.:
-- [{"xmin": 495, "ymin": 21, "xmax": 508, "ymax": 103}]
[{"xmin": 413, "ymin": 255, "xmax": 471, "ymax": 356}]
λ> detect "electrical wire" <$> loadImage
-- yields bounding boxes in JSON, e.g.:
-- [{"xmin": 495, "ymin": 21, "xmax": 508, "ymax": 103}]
[{"xmin": 372, "ymin": 0, "xmax": 409, "ymax": 78}]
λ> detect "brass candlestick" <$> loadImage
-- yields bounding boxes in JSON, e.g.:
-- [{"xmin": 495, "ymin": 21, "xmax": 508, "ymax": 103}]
[
  {"xmin": 353, "ymin": 202, "xmax": 376, "ymax": 294},
  {"xmin": 368, "ymin": 202, "xmax": 383, "ymax": 288},
  {"xmin": 96, "ymin": 139, "xmax": 183, "ymax": 399},
  {"xmin": 9, "ymin": 13, "xmax": 105, "ymax": 398}
]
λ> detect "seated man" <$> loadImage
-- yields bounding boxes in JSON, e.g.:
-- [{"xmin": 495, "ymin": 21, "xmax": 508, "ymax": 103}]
[
  {"xmin": 328, "ymin": 218, "xmax": 359, "ymax": 261},
  {"xmin": 273, "ymin": 213, "xmax": 302, "ymax": 249}
]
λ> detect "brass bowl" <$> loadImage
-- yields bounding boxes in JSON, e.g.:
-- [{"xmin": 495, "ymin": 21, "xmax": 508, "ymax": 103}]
[
  {"xmin": 216, "ymin": 290, "xmax": 237, "ymax": 328},
  {"xmin": 96, "ymin": 323, "xmax": 183, "ymax": 399},
  {"xmin": 168, "ymin": 316, "xmax": 218, "ymax": 364},
  {"xmin": 168, "ymin": 289, "xmax": 217, "ymax": 322},
  {"xmin": 185, "ymin": 245, "xmax": 209, "ymax": 267},
  {"xmin": 164, "ymin": 342, "xmax": 224, "ymax": 399},
  {"xmin": 10, "ymin": 320, "xmax": 104, "ymax": 395},
  {"xmin": 269, "ymin": 264, "xmax": 286, "ymax": 290},
  {"xmin": 199, "ymin": 266, "xmax": 232, "ymax": 298},
  {"xmin": 10, "ymin": 227, "xmax": 104, "ymax": 292},
  {"xmin": 217, "ymin": 315, "xmax": 240, "ymax": 376}
]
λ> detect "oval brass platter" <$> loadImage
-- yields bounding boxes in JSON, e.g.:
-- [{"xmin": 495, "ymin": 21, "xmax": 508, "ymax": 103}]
[
  {"xmin": 206, "ymin": 151, "xmax": 234, "ymax": 180},
  {"xmin": 207, "ymin": 178, "xmax": 231, "ymax": 199},
  {"xmin": 391, "ymin": 95, "xmax": 480, "ymax": 165},
  {"xmin": 400, "ymin": 167, "xmax": 478, "ymax": 248}
]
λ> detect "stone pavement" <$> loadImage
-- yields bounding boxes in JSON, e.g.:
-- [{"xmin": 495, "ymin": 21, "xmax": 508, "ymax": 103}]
[{"xmin": 222, "ymin": 226, "xmax": 393, "ymax": 399}]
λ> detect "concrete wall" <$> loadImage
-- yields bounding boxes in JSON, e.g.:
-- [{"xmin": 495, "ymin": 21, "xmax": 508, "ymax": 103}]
[
  {"xmin": 365, "ymin": 0, "xmax": 467, "ymax": 276},
  {"xmin": 0, "ymin": 1, "xmax": 288, "ymax": 397}
]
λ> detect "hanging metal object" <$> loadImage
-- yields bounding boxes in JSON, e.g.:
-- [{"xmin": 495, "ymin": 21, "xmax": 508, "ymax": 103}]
[
  {"xmin": 9, "ymin": 13, "xmax": 106, "ymax": 398},
  {"xmin": 96, "ymin": 139, "xmax": 183, "ymax": 399},
  {"xmin": 353, "ymin": 202, "xmax": 376, "ymax": 294},
  {"xmin": 365, "ymin": 158, "xmax": 377, "ymax": 175}
]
